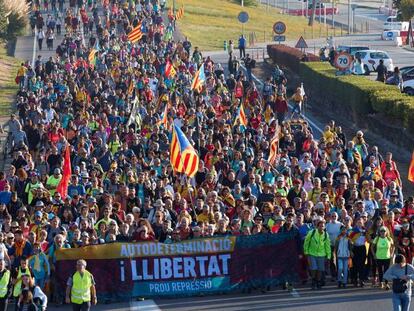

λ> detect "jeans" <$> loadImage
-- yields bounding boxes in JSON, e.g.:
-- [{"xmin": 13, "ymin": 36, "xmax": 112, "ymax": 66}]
[
  {"xmin": 337, "ymin": 257, "xmax": 349, "ymax": 284},
  {"xmin": 392, "ymin": 292, "xmax": 411, "ymax": 311}
]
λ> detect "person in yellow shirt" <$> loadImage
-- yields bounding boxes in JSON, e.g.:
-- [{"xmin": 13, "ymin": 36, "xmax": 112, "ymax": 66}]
[
  {"xmin": 46, "ymin": 168, "xmax": 62, "ymax": 196},
  {"xmin": 196, "ymin": 205, "xmax": 214, "ymax": 224},
  {"xmin": 16, "ymin": 63, "xmax": 27, "ymax": 89}
]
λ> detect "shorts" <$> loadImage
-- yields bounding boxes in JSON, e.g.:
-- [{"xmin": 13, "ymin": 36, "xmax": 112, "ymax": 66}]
[{"xmin": 309, "ymin": 256, "xmax": 326, "ymax": 271}]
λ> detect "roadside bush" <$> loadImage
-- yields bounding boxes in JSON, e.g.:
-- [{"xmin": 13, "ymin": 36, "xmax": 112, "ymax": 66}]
[
  {"xmin": 267, "ymin": 44, "xmax": 319, "ymax": 73},
  {"xmin": 299, "ymin": 61, "xmax": 414, "ymax": 134}
]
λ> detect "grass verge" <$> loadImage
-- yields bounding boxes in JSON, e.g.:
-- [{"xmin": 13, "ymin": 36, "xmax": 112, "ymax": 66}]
[
  {"xmin": 175, "ymin": 0, "xmax": 340, "ymax": 50},
  {"xmin": 0, "ymin": 42, "xmax": 20, "ymax": 117}
]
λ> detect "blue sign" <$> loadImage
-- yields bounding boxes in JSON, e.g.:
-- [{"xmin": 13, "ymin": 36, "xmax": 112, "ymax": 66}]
[
  {"xmin": 238, "ymin": 11, "xmax": 249, "ymax": 24},
  {"xmin": 274, "ymin": 35, "xmax": 286, "ymax": 42},
  {"xmin": 273, "ymin": 21, "xmax": 286, "ymax": 34}
]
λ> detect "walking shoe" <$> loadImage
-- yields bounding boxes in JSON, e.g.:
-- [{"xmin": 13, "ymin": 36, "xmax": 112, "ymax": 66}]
[
  {"xmin": 384, "ymin": 283, "xmax": 390, "ymax": 291},
  {"xmin": 380, "ymin": 282, "xmax": 384, "ymax": 289}
]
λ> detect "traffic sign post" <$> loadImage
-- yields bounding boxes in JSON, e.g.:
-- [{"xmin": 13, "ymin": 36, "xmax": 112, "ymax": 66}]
[
  {"xmin": 295, "ymin": 36, "xmax": 308, "ymax": 49},
  {"xmin": 273, "ymin": 21, "xmax": 286, "ymax": 35},
  {"xmin": 274, "ymin": 35, "xmax": 286, "ymax": 43},
  {"xmin": 334, "ymin": 52, "xmax": 352, "ymax": 73},
  {"xmin": 238, "ymin": 11, "xmax": 249, "ymax": 35}
]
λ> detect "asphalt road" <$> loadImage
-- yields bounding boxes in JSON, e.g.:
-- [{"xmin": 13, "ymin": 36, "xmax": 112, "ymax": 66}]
[{"xmin": 46, "ymin": 284, "xmax": 399, "ymax": 311}]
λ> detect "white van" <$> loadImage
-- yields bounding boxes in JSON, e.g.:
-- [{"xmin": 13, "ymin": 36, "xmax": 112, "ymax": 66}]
[{"xmin": 383, "ymin": 17, "xmax": 409, "ymax": 31}]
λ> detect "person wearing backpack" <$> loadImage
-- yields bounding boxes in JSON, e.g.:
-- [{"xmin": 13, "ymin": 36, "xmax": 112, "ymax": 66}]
[
  {"xmin": 372, "ymin": 226, "xmax": 395, "ymax": 290},
  {"xmin": 384, "ymin": 254, "xmax": 414, "ymax": 311},
  {"xmin": 304, "ymin": 219, "xmax": 331, "ymax": 289}
]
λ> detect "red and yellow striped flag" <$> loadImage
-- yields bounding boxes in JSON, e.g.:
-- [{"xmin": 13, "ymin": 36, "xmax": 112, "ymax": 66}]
[
  {"xmin": 268, "ymin": 124, "xmax": 281, "ymax": 165},
  {"xmin": 127, "ymin": 22, "xmax": 143, "ymax": 43},
  {"xmin": 128, "ymin": 79, "xmax": 135, "ymax": 95},
  {"xmin": 175, "ymin": 6, "xmax": 184, "ymax": 20},
  {"xmin": 234, "ymin": 101, "xmax": 248, "ymax": 127},
  {"xmin": 165, "ymin": 61, "xmax": 177, "ymax": 77},
  {"xmin": 170, "ymin": 124, "xmax": 199, "ymax": 178},
  {"xmin": 157, "ymin": 103, "xmax": 169, "ymax": 127},
  {"xmin": 88, "ymin": 49, "xmax": 97, "ymax": 65}
]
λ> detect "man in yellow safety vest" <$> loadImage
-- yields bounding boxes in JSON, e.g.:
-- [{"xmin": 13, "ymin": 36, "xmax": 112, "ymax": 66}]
[
  {"xmin": 0, "ymin": 259, "xmax": 11, "ymax": 311},
  {"xmin": 65, "ymin": 259, "xmax": 97, "ymax": 311}
]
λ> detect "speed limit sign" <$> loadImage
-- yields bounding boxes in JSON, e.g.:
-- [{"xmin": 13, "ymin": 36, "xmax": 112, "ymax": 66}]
[{"xmin": 334, "ymin": 52, "xmax": 352, "ymax": 71}]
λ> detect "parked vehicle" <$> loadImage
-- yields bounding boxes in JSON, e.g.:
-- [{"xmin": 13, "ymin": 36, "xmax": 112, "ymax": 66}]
[
  {"xmin": 354, "ymin": 50, "xmax": 394, "ymax": 74},
  {"xmin": 402, "ymin": 78, "xmax": 414, "ymax": 95},
  {"xmin": 337, "ymin": 45, "xmax": 370, "ymax": 56},
  {"xmin": 400, "ymin": 66, "xmax": 414, "ymax": 81}
]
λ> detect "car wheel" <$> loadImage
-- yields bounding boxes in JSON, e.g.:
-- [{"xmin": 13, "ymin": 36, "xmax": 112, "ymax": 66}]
[
  {"xmin": 364, "ymin": 65, "xmax": 370, "ymax": 75},
  {"xmin": 404, "ymin": 87, "xmax": 414, "ymax": 96}
]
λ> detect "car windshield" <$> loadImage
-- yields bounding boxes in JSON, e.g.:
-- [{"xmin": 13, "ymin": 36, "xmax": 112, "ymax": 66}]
[{"xmin": 370, "ymin": 52, "xmax": 389, "ymax": 59}]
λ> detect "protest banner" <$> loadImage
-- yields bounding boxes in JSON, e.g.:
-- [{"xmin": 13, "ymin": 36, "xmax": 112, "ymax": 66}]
[{"xmin": 56, "ymin": 232, "xmax": 299, "ymax": 300}]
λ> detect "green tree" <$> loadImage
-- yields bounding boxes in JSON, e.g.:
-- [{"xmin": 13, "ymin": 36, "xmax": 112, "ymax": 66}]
[{"xmin": 400, "ymin": 0, "xmax": 414, "ymax": 20}]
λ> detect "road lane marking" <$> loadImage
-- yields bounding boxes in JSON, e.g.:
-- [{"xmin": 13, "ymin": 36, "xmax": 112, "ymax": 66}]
[
  {"xmin": 290, "ymin": 288, "xmax": 300, "ymax": 298},
  {"xmin": 130, "ymin": 299, "xmax": 162, "ymax": 311}
]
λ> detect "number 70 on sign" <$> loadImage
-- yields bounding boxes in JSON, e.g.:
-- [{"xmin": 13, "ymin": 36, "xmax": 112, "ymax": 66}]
[{"xmin": 334, "ymin": 52, "xmax": 352, "ymax": 70}]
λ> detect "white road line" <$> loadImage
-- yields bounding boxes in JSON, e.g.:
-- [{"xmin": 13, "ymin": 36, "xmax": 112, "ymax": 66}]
[
  {"xmin": 290, "ymin": 288, "xmax": 300, "ymax": 298},
  {"xmin": 32, "ymin": 25, "xmax": 37, "ymax": 68},
  {"xmin": 130, "ymin": 299, "xmax": 162, "ymax": 311}
]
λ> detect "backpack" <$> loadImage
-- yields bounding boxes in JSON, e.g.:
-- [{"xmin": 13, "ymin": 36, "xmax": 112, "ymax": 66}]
[{"xmin": 310, "ymin": 228, "xmax": 328, "ymax": 242}]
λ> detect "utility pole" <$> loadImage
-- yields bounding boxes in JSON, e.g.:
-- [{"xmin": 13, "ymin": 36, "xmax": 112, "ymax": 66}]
[
  {"xmin": 309, "ymin": 0, "xmax": 316, "ymax": 26},
  {"xmin": 347, "ymin": 0, "xmax": 351, "ymax": 34}
]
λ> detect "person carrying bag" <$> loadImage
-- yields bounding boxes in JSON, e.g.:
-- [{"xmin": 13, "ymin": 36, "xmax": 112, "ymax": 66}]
[{"xmin": 384, "ymin": 254, "xmax": 414, "ymax": 311}]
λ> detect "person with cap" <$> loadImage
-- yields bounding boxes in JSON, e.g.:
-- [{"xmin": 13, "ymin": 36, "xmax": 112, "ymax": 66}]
[
  {"xmin": 371, "ymin": 226, "xmax": 394, "ymax": 290},
  {"xmin": 0, "ymin": 259, "xmax": 11, "ymax": 311},
  {"xmin": 384, "ymin": 254, "xmax": 414, "ymax": 311},
  {"xmin": 303, "ymin": 219, "xmax": 331, "ymax": 289},
  {"xmin": 65, "ymin": 259, "xmax": 96, "ymax": 311},
  {"xmin": 46, "ymin": 168, "xmax": 62, "ymax": 196}
]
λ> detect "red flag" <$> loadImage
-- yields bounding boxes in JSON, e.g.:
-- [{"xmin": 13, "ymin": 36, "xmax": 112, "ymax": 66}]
[
  {"xmin": 408, "ymin": 151, "xmax": 414, "ymax": 182},
  {"xmin": 56, "ymin": 145, "xmax": 72, "ymax": 198}
]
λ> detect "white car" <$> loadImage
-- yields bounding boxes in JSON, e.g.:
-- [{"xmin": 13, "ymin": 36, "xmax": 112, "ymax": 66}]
[
  {"xmin": 354, "ymin": 50, "xmax": 394, "ymax": 74},
  {"xmin": 402, "ymin": 78, "xmax": 414, "ymax": 95}
]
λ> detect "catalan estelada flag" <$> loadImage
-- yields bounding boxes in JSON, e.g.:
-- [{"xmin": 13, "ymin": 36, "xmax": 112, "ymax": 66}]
[
  {"xmin": 170, "ymin": 124, "xmax": 199, "ymax": 178},
  {"xmin": 233, "ymin": 101, "xmax": 248, "ymax": 127},
  {"xmin": 157, "ymin": 103, "xmax": 169, "ymax": 128},
  {"xmin": 88, "ymin": 49, "xmax": 97, "ymax": 65},
  {"xmin": 175, "ymin": 6, "xmax": 184, "ymax": 20},
  {"xmin": 408, "ymin": 151, "xmax": 414, "ymax": 182},
  {"xmin": 128, "ymin": 79, "xmax": 135, "ymax": 95},
  {"xmin": 268, "ymin": 124, "xmax": 281, "ymax": 165},
  {"xmin": 190, "ymin": 64, "xmax": 206, "ymax": 92},
  {"xmin": 127, "ymin": 22, "xmax": 143, "ymax": 43},
  {"xmin": 165, "ymin": 61, "xmax": 176, "ymax": 77}
]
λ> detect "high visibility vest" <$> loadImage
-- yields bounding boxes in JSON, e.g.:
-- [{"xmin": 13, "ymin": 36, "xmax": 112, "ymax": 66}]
[
  {"xmin": 71, "ymin": 270, "xmax": 92, "ymax": 304},
  {"xmin": 13, "ymin": 267, "xmax": 31, "ymax": 297},
  {"xmin": 0, "ymin": 270, "xmax": 10, "ymax": 298}
]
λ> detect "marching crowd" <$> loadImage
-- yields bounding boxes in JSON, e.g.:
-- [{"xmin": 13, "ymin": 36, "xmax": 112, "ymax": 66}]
[{"xmin": 6, "ymin": 0, "xmax": 414, "ymax": 310}]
